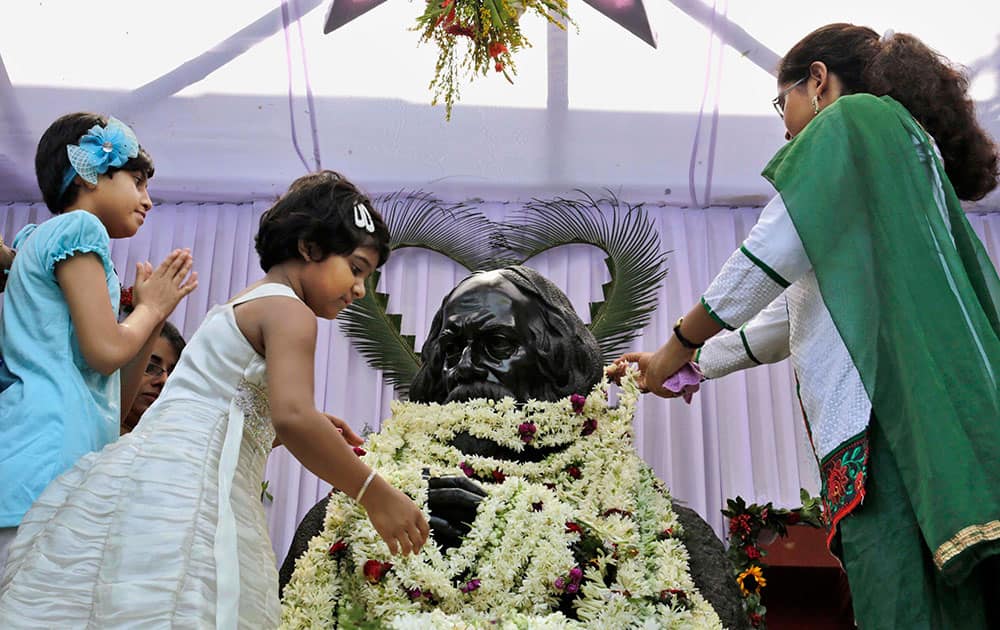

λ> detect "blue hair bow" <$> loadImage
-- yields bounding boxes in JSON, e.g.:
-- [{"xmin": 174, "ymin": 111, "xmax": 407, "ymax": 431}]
[{"xmin": 58, "ymin": 117, "xmax": 140, "ymax": 196}]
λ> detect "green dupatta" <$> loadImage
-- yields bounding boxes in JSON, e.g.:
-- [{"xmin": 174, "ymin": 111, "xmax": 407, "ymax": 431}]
[{"xmin": 762, "ymin": 94, "xmax": 1000, "ymax": 584}]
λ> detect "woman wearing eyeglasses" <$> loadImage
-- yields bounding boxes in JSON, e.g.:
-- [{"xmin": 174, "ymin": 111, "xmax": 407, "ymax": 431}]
[
  {"xmin": 617, "ymin": 23, "xmax": 1000, "ymax": 628},
  {"xmin": 120, "ymin": 321, "xmax": 186, "ymax": 434}
]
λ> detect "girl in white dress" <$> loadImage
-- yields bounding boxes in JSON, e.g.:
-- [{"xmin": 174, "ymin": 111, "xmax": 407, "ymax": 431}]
[{"xmin": 0, "ymin": 170, "xmax": 430, "ymax": 628}]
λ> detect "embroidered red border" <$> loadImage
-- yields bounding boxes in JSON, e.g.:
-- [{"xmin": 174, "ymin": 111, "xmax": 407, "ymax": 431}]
[{"xmin": 819, "ymin": 431, "xmax": 869, "ymax": 548}]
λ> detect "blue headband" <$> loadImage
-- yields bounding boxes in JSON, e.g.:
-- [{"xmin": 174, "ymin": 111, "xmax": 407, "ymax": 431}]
[{"xmin": 58, "ymin": 117, "xmax": 140, "ymax": 197}]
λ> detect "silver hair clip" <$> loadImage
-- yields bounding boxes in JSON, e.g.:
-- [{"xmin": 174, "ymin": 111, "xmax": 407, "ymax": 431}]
[
  {"xmin": 353, "ymin": 202, "xmax": 375, "ymax": 234},
  {"xmin": 880, "ymin": 29, "xmax": 894, "ymax": 43}
]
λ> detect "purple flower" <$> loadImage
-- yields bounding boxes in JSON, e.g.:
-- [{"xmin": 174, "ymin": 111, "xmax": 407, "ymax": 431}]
[
  {"xmin": 459, "ymin": 461, "xmax": 475, "ymax": 477},
  {"xmin": 580, "ymin": 418, "xmax": 597, "ymax": 436},
  {"xmin": 566, "ymin": 582, "xmax": 580, "ymax": 594},
  {"xmin": 460, "ymin": 578, "xmax": 482, "ymax": 593},
  {"xmin": 569, "ymin": 566, "xmax": 583, "ymax": 581},
  {"xmin": 554, "ymin": 577, "xmax": 566, "ymax": 590},
  {"xmin": 517, "ymin": 422, "xmax": 537, "ymax": 444},
  {"xmin": 407, "ymin": 588, "xmax": 423, "ymax": 600},
  {"xmin": 570, "ymin": 394, "xmax": 586, "ymax": 414}
]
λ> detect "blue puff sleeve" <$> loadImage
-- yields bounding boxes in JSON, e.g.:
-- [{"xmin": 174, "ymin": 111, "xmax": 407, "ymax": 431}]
[{"xmin": 39, "ymin": 211, "xmax": 113, "ymax": 275}]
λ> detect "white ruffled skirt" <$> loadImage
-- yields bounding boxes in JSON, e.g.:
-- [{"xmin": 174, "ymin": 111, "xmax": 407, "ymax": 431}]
[{"xmin": 0, "ymin": 399, "xmax": 279, "ymax": 628}]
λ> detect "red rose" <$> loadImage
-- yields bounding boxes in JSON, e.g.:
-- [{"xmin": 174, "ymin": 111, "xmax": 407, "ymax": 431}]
[
  {"xmin": 566, "ymin": 465, "xmax": 581, "ymax": 479},
  {"xmin": 328, "ymin": 539, "xmax": 347, "ymax": 557},
  {"xmin": 744, "ymin": 545, "xmax": 761, "ymax": 560},
  {"xmin": 491, "ymin": 469, "xmax": 506, "ymax": 483},
  {"xmin": 565, "ymin": 521, "xmax": 583, "ymax": 535},
  {"xmin": 363, "ymin": 559, "xmax": 393, "ymax": 584},
  {"xmin": 352, "ymin": 446, "xmax": 366, "ymax": 456}
]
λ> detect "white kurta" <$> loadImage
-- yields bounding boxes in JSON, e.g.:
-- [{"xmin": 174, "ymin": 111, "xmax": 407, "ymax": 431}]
[
  {"xmin": 696, "ymin": 131, "xmax": 945, "ymax": 466},
  {"xmin": 697, "ymin": 193, "xmax": 872, "ymax": 464}
]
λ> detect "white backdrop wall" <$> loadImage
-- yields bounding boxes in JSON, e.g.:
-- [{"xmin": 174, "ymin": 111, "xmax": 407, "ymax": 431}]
[{"xmin": 5, "ymin": 200, "xmax": 999, "ymax": 564}]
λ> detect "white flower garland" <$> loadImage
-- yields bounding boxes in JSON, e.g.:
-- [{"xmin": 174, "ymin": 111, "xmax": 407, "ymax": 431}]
[{"xmin": 281, "ymin": 372, "xmax": 723, "ymax": 629}]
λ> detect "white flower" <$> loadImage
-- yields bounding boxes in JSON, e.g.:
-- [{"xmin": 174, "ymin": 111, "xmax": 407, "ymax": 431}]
[{"xmin": 281, "ymin": 370, "xmax": 721, "ymax": 628}]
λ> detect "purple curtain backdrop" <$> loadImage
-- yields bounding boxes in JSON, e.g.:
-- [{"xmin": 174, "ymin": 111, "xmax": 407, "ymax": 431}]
[{"xmin": 3, "ymin": 201, "xmax": 999, "ymax": 565}]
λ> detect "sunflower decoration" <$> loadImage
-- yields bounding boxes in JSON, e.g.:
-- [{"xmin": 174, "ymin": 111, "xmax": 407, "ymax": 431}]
[
  {"xmin": 736, "ymin": 565, "xmax": 766, "ymax": 597},
  {"xmin": 414, "ymin": 0, "xmax": 573, "ymax": 119}
]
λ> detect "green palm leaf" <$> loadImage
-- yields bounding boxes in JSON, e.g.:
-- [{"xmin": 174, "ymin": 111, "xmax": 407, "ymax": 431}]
[
  {"xmin": 503, "ymin": 193, "xmax": 668, "ymax": 363},
  {"xmin": 336, "ymin": 192, "xmax": 500, "ymax": 395}
]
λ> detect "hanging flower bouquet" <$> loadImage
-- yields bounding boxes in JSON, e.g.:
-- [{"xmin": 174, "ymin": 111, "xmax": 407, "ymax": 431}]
[
  {"xmin": 281, "ymin": 371, "xmax": 723, "ymax": 628},
  {"xmin": 414, "ymin": 0, "xmax": 572, "ymax": 118}
]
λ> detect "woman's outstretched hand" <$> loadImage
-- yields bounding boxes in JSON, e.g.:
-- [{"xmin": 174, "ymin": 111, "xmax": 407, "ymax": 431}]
[{"xmin": 613, "ymin": 338, "xmax": 694, "ymax": 399}]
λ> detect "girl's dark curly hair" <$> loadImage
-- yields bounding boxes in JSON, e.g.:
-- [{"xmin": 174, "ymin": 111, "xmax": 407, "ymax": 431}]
[
  {"xmin": 779, "ymin": 23, "xmax": 998, "ymax": 201},
  {"xmin": 255, "ymin": 170, "xmax": 390, "ymax": 272}
]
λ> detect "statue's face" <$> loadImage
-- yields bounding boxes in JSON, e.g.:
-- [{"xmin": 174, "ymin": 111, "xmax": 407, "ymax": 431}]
[{"xmin": 438, "ymin": 272, "xmax": 543, "ymax": 403}]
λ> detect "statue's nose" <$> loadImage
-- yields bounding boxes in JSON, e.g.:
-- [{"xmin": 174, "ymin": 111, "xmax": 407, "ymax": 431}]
[{"xmin": 454, "ymin": 345, "xmax": 486, "ymax": 378}]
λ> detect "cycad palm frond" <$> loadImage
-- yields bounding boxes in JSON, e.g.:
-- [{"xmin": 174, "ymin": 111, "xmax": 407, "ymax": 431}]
[
  {"xmin": 503, "ymin": 192, "xmax": 668, "ymax": 363},
  {"xmin": 336, "ymin": 192, "xmax": 501, "ymax": 395},
  {"xmin": 376, "ymin": 191, "xmax": 501, "ymax": 271}
]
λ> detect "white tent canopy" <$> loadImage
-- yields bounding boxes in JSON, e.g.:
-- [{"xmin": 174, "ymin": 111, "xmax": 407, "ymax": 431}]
[{"xmin": 2, "ymin": 0, "xmax": 998, "ymax": 207}]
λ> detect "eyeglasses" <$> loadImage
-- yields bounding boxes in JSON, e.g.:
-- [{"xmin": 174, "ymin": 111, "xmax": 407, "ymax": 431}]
[
  {"xmin": 144, "ymin": 362, "xmax": 170, "ymax": 379},
  {"xmin": 772, "ymin": 77, "xmax": 807, "ymax": 119}
]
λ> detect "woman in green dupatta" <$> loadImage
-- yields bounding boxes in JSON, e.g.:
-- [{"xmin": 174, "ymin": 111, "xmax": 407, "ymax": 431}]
[{"xmin": 618, "ymin": 23, "xmax": 1000, "ymax": 629}]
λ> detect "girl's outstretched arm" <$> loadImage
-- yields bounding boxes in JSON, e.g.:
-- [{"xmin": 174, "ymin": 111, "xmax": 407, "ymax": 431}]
[
  {"xmin": 57, "ymin": 249, "xmax": 196, "ymax": 376},
  {"xmin": 257, "ymin": 298, "xmax": 428, "ymax": 556}
]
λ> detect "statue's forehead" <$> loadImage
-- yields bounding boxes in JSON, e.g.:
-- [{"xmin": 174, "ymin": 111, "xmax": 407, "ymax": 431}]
[
  {"xmin": 448, "ymin": 273, "xmax": 520, "ymax": 304},
  {"xmin": 442, "ymin": 274, "xmax": 527, "ymax": 323}
]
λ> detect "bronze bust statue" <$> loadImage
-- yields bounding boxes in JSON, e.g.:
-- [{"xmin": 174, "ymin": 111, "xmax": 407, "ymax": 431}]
[{"xmin": 279, "ymin": 266, "xmax": 746, "ymax": 628}]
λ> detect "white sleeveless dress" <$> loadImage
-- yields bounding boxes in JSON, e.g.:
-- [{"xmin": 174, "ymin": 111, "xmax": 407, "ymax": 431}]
[{"xmin": 0, "ymin": 283, "xmax": 296, "ymax": 628}]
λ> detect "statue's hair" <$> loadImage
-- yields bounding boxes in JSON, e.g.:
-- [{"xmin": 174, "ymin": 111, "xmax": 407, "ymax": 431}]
[{"xmin": 409, "ymin": 266, "xmax": 603, "ymax": 403}]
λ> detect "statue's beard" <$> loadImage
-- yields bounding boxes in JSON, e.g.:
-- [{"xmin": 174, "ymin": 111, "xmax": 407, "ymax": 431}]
[
  {"xmin": 443, "ymin": 380, "xmax": 570, "ymax": 463},
  {"xmin": 444, "ymin": 381, "xmax": 515, "ymax": 403}
]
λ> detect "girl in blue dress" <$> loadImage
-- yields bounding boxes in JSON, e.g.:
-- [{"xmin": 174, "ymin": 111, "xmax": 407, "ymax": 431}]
[{"xmin": 0, "ymin": 113, "xmax": 197, "ymax": 570}]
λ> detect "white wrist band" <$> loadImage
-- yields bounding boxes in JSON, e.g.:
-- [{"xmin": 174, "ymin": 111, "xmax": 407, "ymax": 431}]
[{"xmin": 355, "ymin": 470, "xmax": 376, "ymax": 504}]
